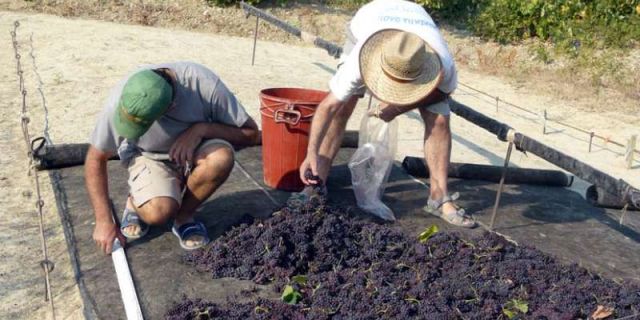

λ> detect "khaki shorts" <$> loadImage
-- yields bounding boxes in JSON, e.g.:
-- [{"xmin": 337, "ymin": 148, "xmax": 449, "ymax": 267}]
[
  {"xmin": 127, "ymin": 139, "xmax": 234, "ymax": 207},
  {"xmin": 420, "ymin": 99, "xmax": 451, "ymax": 116}
]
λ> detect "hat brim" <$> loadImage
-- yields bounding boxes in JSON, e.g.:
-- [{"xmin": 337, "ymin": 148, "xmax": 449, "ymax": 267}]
[
  {"xmin": 114, "ymin": 105, "xmax": 152, "ymax": 140},
  {"xmin": 359, "ymin": 29, "xmax": 443, "ymax": 106}
]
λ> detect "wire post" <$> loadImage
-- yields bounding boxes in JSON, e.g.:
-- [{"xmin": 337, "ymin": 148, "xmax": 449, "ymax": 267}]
[
  {"xmin": 251, "ymin": 16, "xmax": 259, "ymax": 66},
  {"xmin": 626, "ymin": 135, "xmax": 637, "ymax": 169},
  {"xmin": 29, "ymin": 33, "xmax": 52, "ymax": 144},
  {"xmin": 495, "ymin": 96, "xmax": 499, "ymax": 113},
  {"xmin": 12, "ymin": 20, "xmax": 56, "ymax": 319},
  {"xmin": 588, "ymin": 132, "xmax": 594, "ymax": 152},
  {"xmin": 542, "ymin": 110, "xmax": 547, "ymax": 135},
  {"xmin": 490, "ymin": 142, "xmax": 514, "ymax": 230}
]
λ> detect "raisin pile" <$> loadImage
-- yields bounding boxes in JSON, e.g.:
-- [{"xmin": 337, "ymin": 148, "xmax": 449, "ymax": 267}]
[{"xmin": 167, "ymin": 205, "xmax": 640, "ymax": 319}]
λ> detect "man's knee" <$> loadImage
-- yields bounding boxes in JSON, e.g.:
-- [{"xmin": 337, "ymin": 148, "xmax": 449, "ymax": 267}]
[
  {"xmin": 197, "ymin": 145, "xmax": 235, "ymax": 180},
  {"xmin": 433, "ymin": 114, "xmax": 450, "ymax": 131},
  {"xmin": 137, "ymin": 197, "xmax": 179, "ymax": 225},
  {"xmin": 422, "ymin": 110, "xmax": 450, "ymax": 132}
]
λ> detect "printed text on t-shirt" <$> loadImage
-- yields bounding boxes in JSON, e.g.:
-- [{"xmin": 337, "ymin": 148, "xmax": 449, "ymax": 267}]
[{"xmin": 379, "ymin": 16, "xmax": 435, "ymax": 28}]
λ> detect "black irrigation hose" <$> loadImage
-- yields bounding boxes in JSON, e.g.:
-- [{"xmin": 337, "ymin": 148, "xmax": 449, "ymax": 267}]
[
  {"xmin": 513, "ymin": 132, "xmax": 640, "ymax": 209},
  {"xmin": 457, "ymin": 82, "xmax": 639, "ymax": 154},
  {"xmin": 449, "ymin": 99, "xmax": 513, "ymax": 142},
  {"xmin": 240, "ymin": 2, "xmax": 342, "ymax": 58},
  {"xmin": 448, "ymin": 99, "xmax": 639, "ymax": 209},
  {"xmin": 32, "ymin": 131, "xmax": 360, "ymax": 170},
  {"xmin": 402, "ymin": 156, "xmax": 573, "ymax": 187}
]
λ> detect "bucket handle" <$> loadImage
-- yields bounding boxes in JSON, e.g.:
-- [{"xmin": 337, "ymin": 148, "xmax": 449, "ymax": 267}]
[{"xmin": 274, "ymin": 108, "xmax": 302, "ymax": 126}]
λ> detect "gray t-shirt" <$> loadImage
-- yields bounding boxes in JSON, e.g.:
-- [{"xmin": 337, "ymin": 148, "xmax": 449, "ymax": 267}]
[{"xmin": 90, "ymin": 62, "xmax": 249, "ymax": 163}]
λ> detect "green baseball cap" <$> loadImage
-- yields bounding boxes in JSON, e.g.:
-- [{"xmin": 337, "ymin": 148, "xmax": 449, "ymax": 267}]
[{"xmin": 114, "ymin": 70, "xmax": 173, "ymax": 139}]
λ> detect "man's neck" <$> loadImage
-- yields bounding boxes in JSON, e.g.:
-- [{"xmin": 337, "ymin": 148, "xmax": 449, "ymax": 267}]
[{"xmin": 153, "ymin": 68, "xmax": 177, "ymax": 101}]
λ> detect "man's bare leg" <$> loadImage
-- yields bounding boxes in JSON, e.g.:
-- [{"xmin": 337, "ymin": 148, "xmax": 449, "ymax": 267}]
[
  {"xmin": 123, "ymin": 196, "xmax": 178, "ymax": 236},
  {"xmin": 124, "ymin": 145, "xmax": 234, "ymax": 247},
  {"xmin": 419, "ymin": 107, "xmax": 456, "ymax": 214},
  {"xmin": 174, "ymin": 145, "xmax": 234, "ymax": 247},
  {"xmin": 175, "ymin": 145, "xmax": 234, "ymax": 223}
]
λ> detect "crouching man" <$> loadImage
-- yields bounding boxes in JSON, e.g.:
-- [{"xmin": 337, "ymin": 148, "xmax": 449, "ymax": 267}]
[{"xmin": 86, "ymin": 62, "xmax": 259, "ymax": 254}]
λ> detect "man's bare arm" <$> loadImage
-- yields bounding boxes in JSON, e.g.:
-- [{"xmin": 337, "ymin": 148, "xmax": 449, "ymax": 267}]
[
  {"xmin": 307, "ymin": 93, "xmax": 344, "ymax": 157},
  {"xmin": 86, "ymin": 146, "xmax": 113, "ymax": 225},
  {"xmin": 85, "ymin": 146, "xmax": 124, "ymax": 254},
  {"xmin": 195, "ymin": 117, "xmax": 260, "ymax": 147},
  {"xmin": 299, "ymin": 93, "xmax": 344, "ymax": 184},
  {"xmin": 169, "ymin": 117, "xmax": 260, "ymax": 166}
]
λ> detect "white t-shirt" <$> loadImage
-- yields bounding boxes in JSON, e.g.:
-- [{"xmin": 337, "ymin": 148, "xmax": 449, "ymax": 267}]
[{"xmin": 329, "ymin": 0, "xmax": 457, "ymax": 102}]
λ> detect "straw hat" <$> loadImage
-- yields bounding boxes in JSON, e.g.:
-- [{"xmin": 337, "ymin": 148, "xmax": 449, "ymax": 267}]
[{"xmin": 359, "ymin": 29, "xmax": 443, "ymax": 106}]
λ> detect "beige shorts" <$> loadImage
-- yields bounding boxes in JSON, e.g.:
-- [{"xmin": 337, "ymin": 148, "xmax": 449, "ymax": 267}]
[
  {"xmin": 127, "ymin": 139, "xmax": 234, "ymax": 207},
  {"xmin": 420, "ymin": 99, "xmax": 451, "ymax": 116}
]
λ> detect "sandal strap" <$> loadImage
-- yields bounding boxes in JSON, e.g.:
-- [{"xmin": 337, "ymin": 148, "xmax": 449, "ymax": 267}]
[
  {"xmin": 442, "ymin": 209, "xmax": 474, "ymax": 226},
  {"xmin": 121, "ymin": 208, "xmax": 143, "ymax": 227},
  {"xmin": 175, "ymin": 221, "xmax": 208, "ymax": 240},
  {"xmin": 427, "ymin": 192, "xmax": 460, "ymax": 209},
  {"xmin": 442, "ymin": 192, "xmax": 460, "ymax": 204}
]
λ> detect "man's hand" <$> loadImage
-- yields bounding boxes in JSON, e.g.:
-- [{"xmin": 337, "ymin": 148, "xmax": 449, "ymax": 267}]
[
  {"xmin": 93, "ymin": 219, "xmax": 126, "ymax": 255},
  {"xmin": 300, "ymin": 155, "xmax": 320, "ymax": 185},
  {"xmin": 170, "ymin": 123, "xmax": 204, "ymax": 167},
  {"xmin": 368, "ymin": 102, "xmax": 400, "ymax": 122},
  {"xmin": 367, "ymin": 89, "xmax": 449, "ymax": 122}
]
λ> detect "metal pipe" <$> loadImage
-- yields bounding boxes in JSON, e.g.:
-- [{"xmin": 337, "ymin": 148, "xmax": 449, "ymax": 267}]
[
  {"xmin": 240, "ymin": 2, "xmax": 342, "ymax": 58},
  {"xmin": 251, "ymin": 16, "xmax": 259, "ymax": 66}
]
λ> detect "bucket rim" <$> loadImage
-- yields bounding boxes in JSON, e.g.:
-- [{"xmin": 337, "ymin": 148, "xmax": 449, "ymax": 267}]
[{"xmin": 259, "ymin": 87, "xmax": 329, "ymax": 105}]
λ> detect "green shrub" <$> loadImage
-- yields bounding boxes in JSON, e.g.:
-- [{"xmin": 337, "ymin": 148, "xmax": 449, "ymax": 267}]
[
  {"xmin": 472, "ymin": 0, "xmax": 640, "ymax": 50},
  {"xmin": 415, "ymin": 0, "xmax": 484, "ymax": 27},
  {"xmin": 207, "ymin": 0, "xmax": 640, "ymax": 52}
]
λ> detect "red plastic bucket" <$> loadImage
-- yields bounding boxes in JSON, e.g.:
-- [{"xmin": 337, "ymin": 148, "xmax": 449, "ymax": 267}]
[{"xmin": 260, "ymin": 88, "xmax": 328, "ymax": 191}]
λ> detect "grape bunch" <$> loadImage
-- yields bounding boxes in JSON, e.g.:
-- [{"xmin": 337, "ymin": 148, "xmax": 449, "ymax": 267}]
[{"xmin": 303, "ymin": 169, "xmax": 323, "ymax": 186}]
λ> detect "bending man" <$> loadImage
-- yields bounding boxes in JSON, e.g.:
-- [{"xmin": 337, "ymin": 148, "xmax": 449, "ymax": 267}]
[{"xmin": 299, "ymin": 0, "xmax": 476, "ymax": 227}]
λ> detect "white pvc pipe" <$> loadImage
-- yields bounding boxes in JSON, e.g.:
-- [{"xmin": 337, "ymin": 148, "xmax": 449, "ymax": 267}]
[{"xmin": 111, "ymin": 239, "xmax": 144, "ymax": 320}]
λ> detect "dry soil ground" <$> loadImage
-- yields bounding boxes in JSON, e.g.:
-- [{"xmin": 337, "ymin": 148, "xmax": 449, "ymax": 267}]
[{"xmin": 0, "ymin": 5, "xmax": 638, "ymax": 320}]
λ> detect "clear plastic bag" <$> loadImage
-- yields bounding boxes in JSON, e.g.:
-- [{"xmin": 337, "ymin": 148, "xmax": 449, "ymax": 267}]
[{"xmin": 348, "ymin": 105, "xmax": 398, "ymax": 221}]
